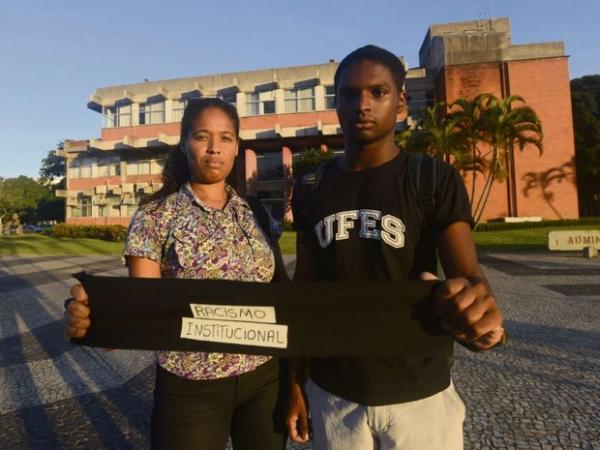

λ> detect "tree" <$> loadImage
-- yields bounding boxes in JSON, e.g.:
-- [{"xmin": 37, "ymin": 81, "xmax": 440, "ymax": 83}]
[
  {"xmin": 39, "ymin": 142, "xmax": 66, "ymax": 186},
  {"xmin": 396, "ymin": 101, "xmax": 484, "ymax": 211},
  {"xmin": 471, "ymin": 94, "xmax": 543, "ymax": 224},
  {"xmin": 292, "ymin": 147, "xmax": 334, "ymax": 180},
  {"xmin": 397, "ymin": 94, "xmax": 543, "ymax": 225},
  {"xmin": 397, "ymin": 103, "xmax": 463, "ymax": 160},
  {"xmin": 0, "ymin": 176, "xmax": 53, "ymax": 224},
  {"xmin": 571, "ymin": 75, "xmax": 600, "ymax": 216},
  {"xmin": 37, "ymin": 142, "xmax": 66, "ymax": 221},
  {"xmin": 450, "ymin": 97, "xmax": 487, "ymax": 207}
]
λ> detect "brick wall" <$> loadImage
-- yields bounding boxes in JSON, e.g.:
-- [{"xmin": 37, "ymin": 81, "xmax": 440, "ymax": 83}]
[
  {"xmin": 507, "ymin": 57, "xmax": 578, "ymax": 219},
  {"xmin": 439, "ymin": 58, "xmax": 578, "ymax": 221}
]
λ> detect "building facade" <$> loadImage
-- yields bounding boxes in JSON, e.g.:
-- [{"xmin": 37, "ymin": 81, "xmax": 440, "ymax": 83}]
[{"xmin": 58, "ymin": 17, "xmax": 579, "ymax": 224}]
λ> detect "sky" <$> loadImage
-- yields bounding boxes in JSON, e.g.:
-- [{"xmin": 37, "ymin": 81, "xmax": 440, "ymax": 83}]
[{"xmin": 0, "ymin": 0, "xmax": 598, "ymax": 179}]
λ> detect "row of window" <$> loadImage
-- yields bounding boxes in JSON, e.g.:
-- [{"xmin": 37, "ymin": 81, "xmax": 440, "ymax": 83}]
[
  {"xmin": 69, "ymin": 159, "xmax": 165, "ymax": 179},
  {"xmin": 70, "ymin": 196, "xmax": 141, "ymax": 218},
  {"xmin": 103, "ymin": 86, "xmax": 337, "ymax": 128}
]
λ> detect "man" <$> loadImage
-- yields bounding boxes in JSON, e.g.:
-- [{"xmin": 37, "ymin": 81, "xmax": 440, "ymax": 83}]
[{"xmin": 287, "ymin": 45, "xmax": 504, "ymax": 450}]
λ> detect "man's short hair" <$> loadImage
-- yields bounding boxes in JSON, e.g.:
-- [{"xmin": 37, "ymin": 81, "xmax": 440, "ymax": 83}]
[{"xmin": 334, "ymin": 45, "xmax": 407, "ymax": 94}]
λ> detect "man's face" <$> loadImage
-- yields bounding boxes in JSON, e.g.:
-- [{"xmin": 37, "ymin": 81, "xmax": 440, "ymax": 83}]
[{"xmin": 335, "ymin": 60, "xmax": 406, "ymax": 145}]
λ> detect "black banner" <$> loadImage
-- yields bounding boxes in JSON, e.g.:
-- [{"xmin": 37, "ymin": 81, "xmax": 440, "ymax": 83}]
[{"xmin": 72, "ymin": 272, "xmax": 453, "ymax": 358}]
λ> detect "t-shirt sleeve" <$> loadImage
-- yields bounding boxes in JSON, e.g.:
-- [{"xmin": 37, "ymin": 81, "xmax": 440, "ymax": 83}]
[
  {"xmin": 430, "ymin": 163, "xmax": 475, "ymax": 233},
  {"xmin": 122, "ymin": 205, "xmax": 163, "ymax": 263}
]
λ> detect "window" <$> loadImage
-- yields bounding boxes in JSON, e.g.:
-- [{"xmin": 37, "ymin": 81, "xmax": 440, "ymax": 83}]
[
  {"xmin": 69, "ymin": 159, "xmax": 92, "ymax": 178},
  {"xmin": 218, "ymin": 91, "xmax": 237, "ymax": 108},
  {"xmin": 127, "ymin": 159, "xmax": 151, "ymax": 176},
  {"xmin": 246, "ymin": 93, "xmax": 259, "ymax": 115},
  {"xmin": 284, "ymin": 87, "xmax": 315, "ymax": 113},
  {"xmin": 263, "ymin": 100, "xmax": 275, "ymax": 114},
  {"xmin": 80, "ymin": 165, "xmax": 91, "ymax": 178},
  {"xmin": 72, "ymin": 196, "xmax": 92, "ymax": 217},
  {"xmin": 139, "ymin": 100, "xmax": 165, "ymax": 124},
  {"xmin": 325, "ymin": 86, "xmax": 336, "ymax": 109},
  {"xmin": 98, "ymin": 158, "xmax": 121, "ymax": 177},
  {"xmin": 69, "ymin": 160, "xmax": 80, "ymax": 179},
  {"xmin": 257, "ymin": 152, "xmax": 283, "ymax": 181},
  {"xmin": 154, "ymin": 158, "xmax": 166, "ymax": 174},
  {"xmin": 103, "ymin": 104, "xmax": 132, "ymax": 128},
  {"xmin": 139, "ymin": 160, "xmax": 151, "ymax": 175},
  {"xmin": 172, "ymin": 99, "xmax": 185, "ymax": 122}
]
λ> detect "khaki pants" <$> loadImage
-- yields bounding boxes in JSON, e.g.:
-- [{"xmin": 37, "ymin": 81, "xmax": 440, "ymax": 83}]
[{"xmin": 305, "ymin": 379, "xmax": 465, "ymax": 450}]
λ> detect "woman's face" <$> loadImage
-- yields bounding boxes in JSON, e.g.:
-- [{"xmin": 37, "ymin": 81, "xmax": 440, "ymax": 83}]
[{"xmin": 182, "ymin": 107, "xmax": 239, "ymax": 185}]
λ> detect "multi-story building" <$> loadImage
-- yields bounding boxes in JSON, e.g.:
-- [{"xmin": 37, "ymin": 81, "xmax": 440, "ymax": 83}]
[{"xmin": 57, "ymin": 17, "xmax": 578, "ymax": 224}]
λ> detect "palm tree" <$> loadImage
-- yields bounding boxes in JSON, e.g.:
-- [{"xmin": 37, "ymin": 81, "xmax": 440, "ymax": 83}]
[
  {"xmin": 472, "ymin": 94, "xmax": 543, "ymax": 224},
  {"xmin": 449, "ymin": 97, "xmax": 486, "ymax": 209},
  {"xmin": 397, "ymin": 103, "xmax": 464, "ymax": 161}
]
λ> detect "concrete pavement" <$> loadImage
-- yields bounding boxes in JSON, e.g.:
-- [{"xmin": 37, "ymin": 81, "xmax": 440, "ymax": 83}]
[{"xmin": 0, "ymin": 251, "xmax": 598, "ymax": 449}]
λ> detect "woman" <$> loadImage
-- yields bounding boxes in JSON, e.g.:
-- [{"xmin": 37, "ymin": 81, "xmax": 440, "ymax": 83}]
[{"xmin": 65, "ymin": 98, "xmax": 288, "ymax": 450}]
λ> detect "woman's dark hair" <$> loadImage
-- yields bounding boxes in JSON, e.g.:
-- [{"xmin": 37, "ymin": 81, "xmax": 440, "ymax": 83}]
[
  {"xmin": 143, "ymin": 97, "xmax": 240, "ymax": 204},
  {"xmin": 334, "ymin": 45, "xmax": 407, "ymax": 94}
]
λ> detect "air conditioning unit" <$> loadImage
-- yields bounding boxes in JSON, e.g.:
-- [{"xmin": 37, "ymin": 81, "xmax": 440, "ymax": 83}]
[{"xmin": 93, "ymin": 194, "xmax": 107, "ymax": 205}]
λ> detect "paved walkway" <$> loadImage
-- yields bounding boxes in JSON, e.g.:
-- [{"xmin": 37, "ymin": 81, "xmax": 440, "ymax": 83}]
[{"xmin": 0, "ymin": 252, "xmax": 598, "ymax": 449}]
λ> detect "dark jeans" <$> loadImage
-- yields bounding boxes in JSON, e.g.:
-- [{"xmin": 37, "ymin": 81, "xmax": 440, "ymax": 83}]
[{"xmin": 151, "ymin": 358, "xmax": 286, "ymax": 450}]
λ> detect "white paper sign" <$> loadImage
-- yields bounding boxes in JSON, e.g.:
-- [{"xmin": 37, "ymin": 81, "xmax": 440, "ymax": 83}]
[
  {"xmin": 181, "ymin": 318, "xmax": 288, "ymax": 348},
  {"xmin": 189, "ymin": 304, "xmax": 276, "ymax": 323}
]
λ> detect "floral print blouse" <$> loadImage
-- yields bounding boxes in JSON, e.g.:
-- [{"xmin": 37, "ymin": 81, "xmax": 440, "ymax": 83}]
[{"xmin": 123, "ymin": 182, "xmax": 275, "ymax": 380}]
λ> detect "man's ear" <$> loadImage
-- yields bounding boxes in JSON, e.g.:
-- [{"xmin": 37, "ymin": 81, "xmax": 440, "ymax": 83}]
[{"xmin": 396, "ymin": 91, "xmax": 408, "ymax": 122}]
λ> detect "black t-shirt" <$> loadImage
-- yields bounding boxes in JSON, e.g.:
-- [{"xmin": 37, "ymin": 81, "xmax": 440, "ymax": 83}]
[{"xmin": 293, "ymin": 150, "xmax": 474, "ymax": 405}]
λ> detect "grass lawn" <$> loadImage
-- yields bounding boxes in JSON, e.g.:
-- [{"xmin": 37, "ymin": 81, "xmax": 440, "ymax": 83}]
[
  {"xmin": 0, "ymin": 234, "xmax": 123, "ymax": 257},
  {"xmin": 279, "ymin": 231, "xmax": 296, "ymax": 255},
  {"xmin": 2, "ymin": 225, "xmax": 598, "ymax": 257}
]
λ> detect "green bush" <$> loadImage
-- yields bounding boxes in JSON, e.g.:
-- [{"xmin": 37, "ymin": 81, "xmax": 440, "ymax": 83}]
[
  {"xmin": 49, "ymin": 224, "xmax": 128, "ymax": 242},
  {"xmin": 476, "ymin": 217, "xmax": 600, "ymax": 232}
]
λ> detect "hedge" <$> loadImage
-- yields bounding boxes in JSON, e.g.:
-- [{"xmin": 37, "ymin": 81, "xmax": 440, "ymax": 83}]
[
  {"xmin": 475, "ymin": 217, "xmax": 600, "ymax": 232},
  {"xmin": 48, "ymin": 224, "xmax": 128, "ymax": 242}
]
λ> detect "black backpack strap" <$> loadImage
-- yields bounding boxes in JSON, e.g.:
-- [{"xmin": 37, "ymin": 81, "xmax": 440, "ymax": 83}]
[
  {"xmin": 292, "ymin": 157, "xmax": 337, "ymax": 231},
  {"xmin": 245, "ymin": 196, "xmax": 289, "ymax": 282},
  {"xmin": 408, "ymin": 153, "xmax": 438, "ymax": 227},
  {"xmin": 245, "ymin": 196, "xmax": 275, "ymax": 243},
  {"xmin": 408, "ymin": 152, "xmax": 441, "ymax": 276}
]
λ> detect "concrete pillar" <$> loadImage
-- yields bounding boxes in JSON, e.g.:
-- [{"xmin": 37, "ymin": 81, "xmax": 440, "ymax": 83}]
[
  {"xmin": 131, "ymin": 103, "xmax": 140, "ymax": 126},
  {"xmin": 165, "ymin": 99, "xmax": 173, "ymax": 123},
  {"xmin": 237, "ymin": 92, "xmax": 247, "ymax": 117},
  {"xmin": 314, "ymin": 85, "xmax": 325, "ymax": 111},
  {"xmin": 245, "ymin": 148, "xmax": 257, "ymax": 195},
  {"xmin": 282, "ymin": 146, "xmax": 293, "ymax": 222},
  {"xmin": 120, "ymin": 160, "xmax": 127, "ymax": 184},
  {"xmin": 274, "ymin": 89, "xmax": 285, "ymax": 115}
]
